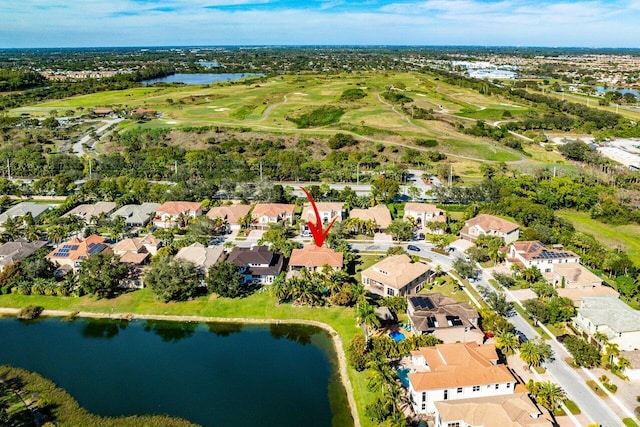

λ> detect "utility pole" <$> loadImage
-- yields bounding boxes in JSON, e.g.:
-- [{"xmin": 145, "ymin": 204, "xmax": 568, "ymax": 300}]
[
  {"xmin": 6, "ymin": 159, "xmax": 10, "ymax": 180},
  {"xmin": 259, "ymin": 161, "xmax": 263, "ymax": 181},
  {"xmin": 88, "ymin": 158, "xmax": 92, "ymax": 179},
  {"xmin": 448, "ymin": 164, "xmax": 453, "ymax": 186}
]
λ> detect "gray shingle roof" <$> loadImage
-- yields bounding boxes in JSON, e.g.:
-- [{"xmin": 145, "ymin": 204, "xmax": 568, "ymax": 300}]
[
  {"xmin": 579, "ymin": 296, "xmax": 640, "ymax": 333},
  {"xmin": 0, "ymin": 202, "xmax": 51, "ymax": 224}
]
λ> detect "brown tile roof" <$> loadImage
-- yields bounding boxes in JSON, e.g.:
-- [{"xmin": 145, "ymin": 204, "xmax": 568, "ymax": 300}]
[
  {"xmin": 404, "ymin": 203, "xmax": 443, "ymax": 214},
  {"xmin": 207, "ymin": 204, "xmax": 252, "ymax": 225},
  {"xmin": 112, "ymin": 238, "xmax": 144, "ymax": 253},
  {"xmin": 435, "ymin": 392, "xmax": 550, "ymax": 426},
  {"xmin": 408, "ymin": 343, "xmax": 514, "ymax": 391},
  {"xmin": 156, "ymin": 201, "xmax": 202, "ymax": 216},
  {"xmin": 465, "ymin": 214, "xmax": 519, "ymax": 234},
  {"xmin": 47, "ymin": 234, "xmax": 110, "ymax": 262},
  {"xmin": 362, "ymin": 255, "xmax": 433, "ymax": 290},
  {"xmin": 63, "ymin": 202, "xmax": 117, "ymax": 221},
  {"xmin": 349, "ymin": 205, "xmax": 392, "ymax": 229},
  {"xmin": 175, "ymin": 243, "xmax": 224, "ymax": 272},
  {"xmin": 119, "ymin": 251, "xmax": 150, "ymax": 265},
  {"xmin": 251, "ymin": 203, "xmax": 295, "ymax": 219},
  {"xmin": 289, "ymin": 245, "xmax": 343, "ymax": 269}
]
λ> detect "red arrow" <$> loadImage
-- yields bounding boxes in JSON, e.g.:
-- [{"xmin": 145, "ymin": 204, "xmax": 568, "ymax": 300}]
[{"xmin": 300, "ymin": 186, "xmax": 337, "ymax": 248}]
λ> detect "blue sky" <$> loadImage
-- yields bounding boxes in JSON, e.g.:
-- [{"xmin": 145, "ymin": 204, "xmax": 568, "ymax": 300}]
[{"xmin": 2, "ymin": 0, "xmax": 640, "ymax": 48}]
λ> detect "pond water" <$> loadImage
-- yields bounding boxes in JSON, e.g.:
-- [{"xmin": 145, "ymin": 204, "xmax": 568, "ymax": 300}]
[
  {"xmin": 0, "ymin": 317, "xmax": 352, "ymax": 427},
  {"xmin": 142, "ymin": 73, "xmax": 261, "ymax": 85},
  {"xmin": 596, "ymin": 86, "xmax": 640, "ymax": 97}
]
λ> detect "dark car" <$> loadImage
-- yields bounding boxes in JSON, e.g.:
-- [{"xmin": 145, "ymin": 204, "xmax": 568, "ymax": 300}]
[{"xmin": 407, "ymin": 245, "xmax": 420, "ymax": 252}]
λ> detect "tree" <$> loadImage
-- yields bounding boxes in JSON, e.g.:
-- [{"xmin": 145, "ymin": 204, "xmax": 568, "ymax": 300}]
[
  {"xmin": 258, "ymin": 226, "xmax": 296, "ymax": 257},
  {"xmin": 564, "ymin": 336, "xmax": 600, "ymax": 368},
  {"xmin": 371, "ymin": 176, "xmax": 400, "ymax": 204},
  {"xmin": 485, "ymin": 291, "xmax": 513, "ymax": 317},
  {"xmin": 77, "ymin": 252, "xmax": 128, "ymax": 299},
  {"xmin": 347, "ymin": 333, "xmax": 369, "ymax": 371},
  {"xmin": 145, "ymin": 256, "xmax": 200, "ymax": 302},
  {"xmin": 520, "ymin": 265, "xmax": 542, "ymax": 284},
  {"xmin": 493, "ymin": 272, "xmax": 517, "ymax": 288},
  {"xmin": 527, "ymin": 381, "xmax": 567, "ymax": 412},
  {"xmin": 387, "ymin": 219, "xmax": 413, "ymax": 241},
  {"xmin": 206, "ymin": 261, "xmax": 246, "ymax": 298},
  {"xmin": 453, "ymin": 257, "xmax": 477, "ymax": 279},
  {"xmin": 357, "ymin": 301, "xmax": 381, "ymax": 339},
  {"xmin": 520, "ymin": 338, "xmax": 552, "ymax": 368},
  {"xmin": 494, "ymin": 330, "xmax": 521, "ymax": 356}
]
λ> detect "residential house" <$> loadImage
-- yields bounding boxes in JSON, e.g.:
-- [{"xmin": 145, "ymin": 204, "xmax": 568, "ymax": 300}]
[
  {"xmin": 206, "ymin": 204, "xmax": 252, "ymax": 231},
  {"xmin": 505, "ymin": 241, "xmax": 579, "ymax": 272},
  {"xmin": 404, "ymin": 203, "xmax": 447, "ymax": 235},
  {"xmin": 348, "ymin": 204, "xmax": 392, "ymax": 232},
  {"xmin": 573, "ymin": 296, "xmax": 640, "ymax": 351},
  {"xmin": 63, "ymin": 202, "xmax": 117, "ymax": 225},
  {"xmin": 111, "ymin": 203, "xmax": 161, "ymax": 227},
  {"xmin": 434, "ymin": 392, "xmax": 552, "ymax": 427},
  {"xmin": 361, "ymin": 254, "xmax": 435, "ymax": 297},
  {"xmin": 407, "ymin": 294, "xmax": 483, "ymax": 344},
  {"xmin": 460, "ymin": 214, "xmax": 519, "ymax": 244},
  {"xmin": 301, "ymin": 202, "xmax": 345, "ymax": 225},
  {"xmin": 0, "ymin": 202, "xmax": 51, "ymax": 227},
  {"xmin": 153, "ymin": 201, "xmax": 203, "ymax": 229},
  {"xmin": 0, "ymin": 239, "xmax": 47, "ymax": 272},
  {"xmin": 621, "ymin": 350, "xmax": 640, "ymax": 381},
  {"xmin": 550, "ymin": 263, "xmax": 619, "ymax": 305},
  {"xmin": 175, "ymin": 243, "xmax": 224, "ymax": 279},
  {"xmin": 111, "ymin": 235, "xmax": 161, "ymax": 288},
  {"xmin": 251, "ymin": 203, "xmax": 295, "ymax": 230},
  {"xmin": 288, "ymin": 245, "xmax": 343, "ymax": 273},
  {"xmin": 226, "ymin": 245, "xmax": 284, "ymax": 285},
  {"xmin": 46, "ymin": 234, "xmax": 110, "ymax": 274},
  {"xmin": 407, "ymin": 342, "xmax": 517, "ymax": 414}
]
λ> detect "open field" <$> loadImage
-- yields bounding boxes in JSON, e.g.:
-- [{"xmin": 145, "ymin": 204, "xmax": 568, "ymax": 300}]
[
  {"xmin": 558, "ymin": 209, "xmax": 640, "ymax": 265},
  {"xmin": 11, "ymin": 72, "xmax": 541, "ymax": 166}
]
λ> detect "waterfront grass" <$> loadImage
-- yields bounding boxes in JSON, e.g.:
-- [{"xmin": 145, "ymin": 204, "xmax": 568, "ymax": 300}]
[{"xmin": 557, "ymin": 209, "xmax": 640, "ymax": 265}]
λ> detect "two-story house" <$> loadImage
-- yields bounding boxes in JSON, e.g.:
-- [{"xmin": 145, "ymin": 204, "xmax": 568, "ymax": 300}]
[
  {"xmin": 407, "ymin": 342, "xmax": 517, "ymax": 415},
  {"xmin": 301, "ymin": 202, "xmax": 345, "ymax": 235},
  {"xmin": 226, "ymin": 245, "xmax": 284, "ymax": 285},
  {"xmin": 251, "ymin": 203, "xmax": 296, "ymax": 230},
  {"xmin": 460, "ymin": 214, "xmax": 519, "ymax": 244},
  {"xmin": 573, "ymin": 296, "xmax": 640, "ymax": 351},
  {"xmin": 404, "ymin": 203, "xmax": 447, "ymax": 235},
  {"xmin": 153, "ymin": 201, "xmax": 203, "ymax": 229},
  {"xmin": 505, "ymin": 241, "xmax": 579, "ymax": 273},
  {"xmin": 361, "ymin": 254, "xmax": 435, "ymax": 297}
]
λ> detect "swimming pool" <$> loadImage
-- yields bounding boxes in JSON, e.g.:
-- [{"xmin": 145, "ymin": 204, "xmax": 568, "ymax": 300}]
[
  {"xmin": 397, "ymin": 367, "xmax": 413, "ymax": 387},
  {"xmin": 389, "ymin": 330, "xmax": 405, "ymax": 342}
]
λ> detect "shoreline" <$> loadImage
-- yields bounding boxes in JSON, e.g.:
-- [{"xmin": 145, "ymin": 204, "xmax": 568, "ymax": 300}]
[{"xmin": 0, "ymin": 307, "xmax": 361, "ymax": 427}]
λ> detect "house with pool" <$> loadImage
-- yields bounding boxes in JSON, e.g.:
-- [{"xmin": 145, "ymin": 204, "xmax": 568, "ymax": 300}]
[
  {"xmin": 361, "ymin": 254, "xmax": 435, "ymax": 297},
  {"xmin": 405, "ymin": 342, "xmax": 517, "ymax": 415}
]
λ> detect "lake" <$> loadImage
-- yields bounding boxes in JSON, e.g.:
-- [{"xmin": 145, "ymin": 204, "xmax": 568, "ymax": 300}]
[
  {"xmin": 596, "ymin": 86, "xmax": 640, "ymax": 97},
  {"xmin": 142, "ymin": 73, "xmax": 261, "ymax": 85},
  {"xmin": 0, "ymin": 317, "xmax": 352, "ymax": 427}
]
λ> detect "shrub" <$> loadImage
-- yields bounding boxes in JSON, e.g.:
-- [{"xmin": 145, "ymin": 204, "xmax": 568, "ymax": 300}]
[
  {"xmin": 415, "ymin": 139, "xmax": 438, "ymax": 147},
  {"xmin": 18, "ymin": 305, "xmax": 44, "ymax": 320},
  {"xmin": 287, "ymin": 106, "xmax": 344, "ymax": 128}
]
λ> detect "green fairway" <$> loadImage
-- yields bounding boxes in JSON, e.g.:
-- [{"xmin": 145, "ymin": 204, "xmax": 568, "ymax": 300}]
[
  {"xmin": 558, "ymin": 210, "xmax": 640, "ymax": 265},
  {"xmin": 11, "ymin": 72, "xmax": 534, "ymax": 165}
]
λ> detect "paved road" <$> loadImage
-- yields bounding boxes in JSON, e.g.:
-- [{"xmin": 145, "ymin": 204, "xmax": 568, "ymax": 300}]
[{"xmin": 71, "ymin": 118, "xmax": 122, "ymax": 156}]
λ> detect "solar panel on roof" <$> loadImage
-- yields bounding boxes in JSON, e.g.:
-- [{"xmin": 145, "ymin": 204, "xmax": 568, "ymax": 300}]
[
  {"xmin": 88, "ymin": 243, "xmax": 106, "ymax": 255},
  {"xmin": 62, "ymin": 245, "xmax": 71, "ymax": 249},
  {"xmin": 70, "ymin": 245, "xmax": 79, "ymax": 250}
]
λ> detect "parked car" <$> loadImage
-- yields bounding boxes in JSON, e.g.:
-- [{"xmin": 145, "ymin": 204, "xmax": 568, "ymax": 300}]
[{"xmin": 407, "ymin": 244, "xmax": 420, "ymax": 252}]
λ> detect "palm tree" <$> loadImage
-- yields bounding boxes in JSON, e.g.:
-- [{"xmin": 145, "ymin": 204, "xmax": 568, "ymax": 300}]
[
  {"xmin": 531, "ymin": 381, "xmax": 567, "ymax": 411},
  {"xmin": 357, "ymin": 301, "xmax": 381, "ymax": 339},
  {"xmin": 270, "ymin": 274, "xmax": 292, "ymax": 303},
  {"xmin": 366, "ymin": 359, "xmax": 396, "ymax": 396},
  {"xmin": 46, "ymin": 224, "xmax": 67, "ymax": 245},
  {"xmin": 24, "ymin": 225, "xmax": 42, "ymax": 242},
  {"xmin": 604, "ymin": 342, "xmax": 620, "ymax": 366},
  {"xmin": 495, "ymin": 331, "xmax": 520, "ymax": 356},
  {"xmin": 520, "ymin": 339, "xmax": 552, "ymax": 368}
]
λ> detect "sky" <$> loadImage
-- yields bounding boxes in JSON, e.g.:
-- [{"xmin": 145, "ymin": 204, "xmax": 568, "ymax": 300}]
[{"xmin": 2, "ymin": 0, "xmax": 640, "ymax": 48}]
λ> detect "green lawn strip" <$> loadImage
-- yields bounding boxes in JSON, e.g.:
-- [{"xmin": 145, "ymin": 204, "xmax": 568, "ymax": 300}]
[
  {"xmin": 0, "ymin": 290, "xmax": 378, "ymax": 426},
  {"xmin": 586, "ymin": 379, "xmax": 608, "ymax": 398},
  {"xmin": 623, "ymin": 418, "xmax": 639, "ymax": 427},
  {"xmin": 557, "ymin": 209, "xmax": 640, "ymax": 265}
]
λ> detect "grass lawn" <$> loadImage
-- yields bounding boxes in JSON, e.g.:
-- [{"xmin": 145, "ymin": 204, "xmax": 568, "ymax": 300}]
[
  {"xmin": 557, "ymin": 210, "xmax": 640, "ymax": 265},
  {"xmin": 555, "ymin": 399, "xmax": 581, "ymax": 416},
  {"xmin": 0, "ymin": 289, "xmax": 379, "ymax": 427},
  {"xmin": 623, "ymin": 418, "xmax": 640, "ymax": 427},
  {"xmin": 586, "ymin": 379, "xmax": 607, "ymax": 398}
]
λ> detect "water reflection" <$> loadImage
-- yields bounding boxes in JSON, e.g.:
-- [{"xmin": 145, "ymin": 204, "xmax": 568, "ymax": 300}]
[
  {"xmin": 143, "ymin": 320, "xmax": 198, "ymax": 342},
  {"xmin": 269, "ymin": 323, "xmax": 315, "ymax": 345},
  {"xmin": 207, "ymin": 322, "xmax": 243, "ymax": 337},
  {"xmin": 82, "ymin": 319, "xmax": 129, "ymax": 339}
]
